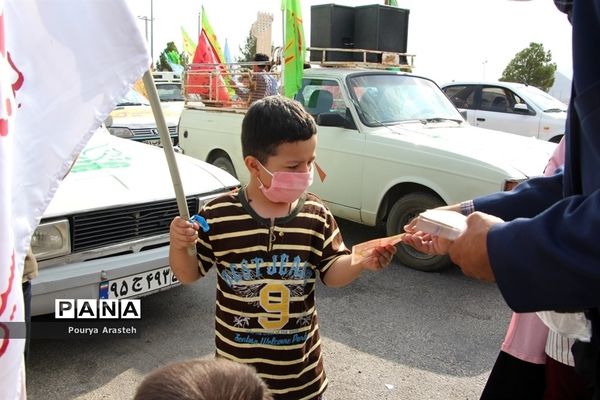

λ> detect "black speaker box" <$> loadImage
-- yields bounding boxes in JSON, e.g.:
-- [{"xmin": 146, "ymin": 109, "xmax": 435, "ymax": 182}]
[
  {"xmin": 353, "ymin": 5, "xmax": 410, "ymax": 62},
  {"xmin": 310, "ymin": 4, "xmax": 355, "ymax": 62}
]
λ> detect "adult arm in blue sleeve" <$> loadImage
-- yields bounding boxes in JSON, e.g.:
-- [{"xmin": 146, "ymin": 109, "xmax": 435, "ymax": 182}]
[
  {"xmin": 473, "ymin": 172, "xmax": 564, "ymax": 221},
  {"xmin": 482, "ymin": 190, "xmax": 600, "ymax": 313}
]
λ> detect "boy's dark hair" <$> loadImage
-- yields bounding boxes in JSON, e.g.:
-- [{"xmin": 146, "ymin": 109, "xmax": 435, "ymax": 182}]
[
  {"xmin": 133, "ymin": 358, "xmax": 273, "ymax": 400},
  {"xmin": 241, "ymin": 96, "xmax": 317, "ymax": 164}
]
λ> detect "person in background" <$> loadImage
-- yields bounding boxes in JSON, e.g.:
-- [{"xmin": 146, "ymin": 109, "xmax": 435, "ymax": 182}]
[
  {"xmin": 247, "ymin": 53, "xmax": 279, "ymax": 105},
  {"xmin": 169, "ymin": 96, "xmax": 396, "ymax": 400},
  {"xmin": 133, "ymin": 358, "xmax": 273, "ymax": 400},
  {"xmin": 403, "ymin": 1, "xmax": 600, "ymax": 396},
  {"xmin": 479, "ymin": 139, "xmax": 566, "ymax": 400}
]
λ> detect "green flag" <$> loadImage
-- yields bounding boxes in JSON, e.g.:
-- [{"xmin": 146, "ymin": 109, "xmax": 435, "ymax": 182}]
[
  {"xmin": 181, "ymin": 26, "xmax": 197, "ymax": 60},
  {"xmin": 201, "ymin": 6, "xmax": 226, "ymax": 64},
  {"xmin": 282, "ymin": 0, "xmax": 305, "ymax": 98}
]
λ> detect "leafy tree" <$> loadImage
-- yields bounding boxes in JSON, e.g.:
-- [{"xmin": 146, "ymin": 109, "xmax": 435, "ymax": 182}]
[
  {"xmin": 237, "ymin": 28, "xmax": 256, "ymax": 62},
  {"xmin": 500, "ymin": 42, "xmax": 557, "ymax": 92},
  {"xmin": 157, "ymin": 52, "xmax": 172, "ymax": 71}
]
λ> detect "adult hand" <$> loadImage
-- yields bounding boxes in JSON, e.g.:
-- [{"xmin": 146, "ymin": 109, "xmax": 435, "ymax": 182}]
[
  {"xmin": 402, "ymin": 218, "xmax": 452, "ymax": 255},
  {"xmin": 449, "ymin": 212, "xmax": 503, "ymax": 282}
]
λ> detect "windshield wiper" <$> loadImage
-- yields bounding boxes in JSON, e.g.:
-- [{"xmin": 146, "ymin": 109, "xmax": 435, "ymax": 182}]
[
  {"xmin": 117, "ymin": 102, "xmax": 145, "ymax": 106},
  {"xmin": 543, "ymin": 108, "xmax": 566, "ymax": 113},
  {"xmin": 421, "ymin": 117, "xmax": 463, "ymax": 124}
]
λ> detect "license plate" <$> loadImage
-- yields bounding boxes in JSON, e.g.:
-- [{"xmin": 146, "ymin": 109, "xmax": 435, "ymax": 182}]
[
  {"xmin": 142, "ymin": 138, "xmax": 175, "ymax": 147},
  {"xmin": 143, "ymin": 139, "xmax": 162, "ymax": 146},
  {"xmin": 99, "ymin": 266, "xmax": 179, "ymax": 300}
]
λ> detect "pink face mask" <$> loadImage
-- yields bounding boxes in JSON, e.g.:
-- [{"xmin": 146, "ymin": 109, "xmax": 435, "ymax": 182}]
[{"xmin": 257, "ymin": 162, "xmax": 314, "ymax": 203}]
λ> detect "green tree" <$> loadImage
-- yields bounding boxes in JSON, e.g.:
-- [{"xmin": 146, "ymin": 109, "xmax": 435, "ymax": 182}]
[
  {"xmin": 500, "ymin": 42, "xmax": 557, "ymax": 92},
  {"xmin": 157, "ymin": 52, "xmax": 172, "ymax": 71},
  {"xmin": 237, "ymin": 28, "xmax": 256, "ymax": 62}
]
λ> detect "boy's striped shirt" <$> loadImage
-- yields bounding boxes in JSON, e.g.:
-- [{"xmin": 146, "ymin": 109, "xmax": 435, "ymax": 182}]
[{"xmin": 195, "ymin": 190, "xmax": 349, "ymax": 400}]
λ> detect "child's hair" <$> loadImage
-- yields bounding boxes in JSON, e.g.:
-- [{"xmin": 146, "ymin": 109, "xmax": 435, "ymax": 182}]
[
  {"xmin": 241, "ymin": 96, "xmax": 316, "ymax": 164},
  {"xmin": 133, "ymin": 358, "xmax": 273, "ymax": 400}
]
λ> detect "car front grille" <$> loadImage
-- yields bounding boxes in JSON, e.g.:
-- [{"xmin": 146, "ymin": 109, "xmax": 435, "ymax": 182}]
[
  {"xmin": 131, "ymin": 126, "xmax": 177, "ymax": 137},
  {"xmin": 71, "ymin": 196, "xmax": 198, "ymax": 252}
]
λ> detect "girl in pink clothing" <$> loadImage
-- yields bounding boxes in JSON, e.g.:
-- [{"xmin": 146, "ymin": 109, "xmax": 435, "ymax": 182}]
[{"xmin": 480, "ymin": 139, "xmax": 565, "ymax": 400}]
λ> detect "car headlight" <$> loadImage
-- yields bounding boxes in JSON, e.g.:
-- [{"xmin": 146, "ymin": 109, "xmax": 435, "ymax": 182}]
[
  {"xmin": 197, "ymin": 193, "xmax": 223, "ymax": 213},
  {"xmin": 31, "ymin": 220, "xmax": 71, "ymax": 260},
  {"xmin": 107, "ymin": 126, "xmax": 134, "ymax": 138}
]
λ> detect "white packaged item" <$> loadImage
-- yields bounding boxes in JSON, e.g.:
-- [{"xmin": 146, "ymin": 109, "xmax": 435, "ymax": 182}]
[{"xmin": 413, "ymin": 209, "xmax": 467, "ymax": 240}]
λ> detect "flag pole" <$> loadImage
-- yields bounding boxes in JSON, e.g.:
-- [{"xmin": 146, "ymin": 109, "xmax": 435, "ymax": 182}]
[
  {"xmin": 142, "ymin": 70, "xmax": 195, "ymax": 256},
  {"xmin": 281, "ymin": 2, "xmax": 286, "ymax": 95}
]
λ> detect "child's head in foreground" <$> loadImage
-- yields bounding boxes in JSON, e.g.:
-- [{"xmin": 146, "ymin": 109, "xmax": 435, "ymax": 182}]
[{"xmin": 133, "ymin": 358, "xmax": 273, "ymax": 400}]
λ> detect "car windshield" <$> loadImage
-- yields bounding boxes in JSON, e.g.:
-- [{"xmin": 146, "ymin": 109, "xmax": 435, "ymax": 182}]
[
  {"xmin": 520, "ymin": 85, "xmax": 567, "ymax": 112},
  {"xmin": 156, "ymin": 83, "xmax": 184, "ymax": 102},
  {"xmin": 347, "ymin": 74, "xmax": 463, "ymax": 126},
  {"xmin": 117, "ymin": 89, "xmax": 150, "ymax": 106}
]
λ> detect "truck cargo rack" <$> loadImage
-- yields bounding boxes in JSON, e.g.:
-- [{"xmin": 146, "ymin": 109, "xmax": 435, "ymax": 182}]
[
  {"xmin": 307, "ymin": 47, "xmax": 415, "ymax": 72},
  {"xmin": 182, "ymin": 61, "xmax": 280, "ymax": 109}
]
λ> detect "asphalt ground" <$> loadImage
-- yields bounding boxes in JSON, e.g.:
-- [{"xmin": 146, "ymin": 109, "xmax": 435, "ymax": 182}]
[{"xmin": 26, "ymin": 218, "xmax": 509, "ymax": 400}]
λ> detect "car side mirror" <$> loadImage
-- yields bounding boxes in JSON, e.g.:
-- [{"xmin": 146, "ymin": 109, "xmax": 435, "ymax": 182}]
[
  {"xmin": 104, "ymin": 115, "xmax": 113, "ymax": 128},
  {"xmin": 317, "ymin": 112, "xmax": 356, "ymax": 130},
  {"xmin": 459, "ymin": 110, "xmax": 468, "ymax": 120},
  {"xmin": 316, "ymin": 112, "xmax": 344, "ymax": 127},
  {"xmin": 513, "ymin": 103, "xmax": 530, "ymax": 114}
]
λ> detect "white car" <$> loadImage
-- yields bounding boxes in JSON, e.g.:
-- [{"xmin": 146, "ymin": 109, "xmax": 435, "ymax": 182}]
[
  {"xmin": 31, "ymin": 127, "xmax": 239, "ymax": 315},
  {"xmin": 107, "ymin": 88, "xmax": 181, "ymax": 148},
  {"xmin": 441, "ymin": 81, "xmax": 567, "ymax": 142},
  {"xmin": 179, "ymin": 68, "xmax": 557, "ymax": 272}
]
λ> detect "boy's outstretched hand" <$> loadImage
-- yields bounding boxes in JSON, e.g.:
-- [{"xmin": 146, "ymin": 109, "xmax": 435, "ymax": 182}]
[
  {"xmin": 357, "ymin": 244, "xmax": 397, "ymax": 271},
  {"xmin": 170, "ymin": 216, "xmax": 199, "ymax": 250}
]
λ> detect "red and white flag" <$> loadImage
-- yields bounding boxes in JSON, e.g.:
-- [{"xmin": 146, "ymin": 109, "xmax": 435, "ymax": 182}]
[{"xmin": 0, "ymin": 1, "xmax": 150, "ymax": 398}]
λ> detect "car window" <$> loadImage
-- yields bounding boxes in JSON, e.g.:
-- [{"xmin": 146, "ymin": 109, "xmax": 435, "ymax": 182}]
[
  {"xmin": 442, "ymin": 85, "xmax": 476, "ymax": 110},
  {"xmin": 295, "ymin": 79, "xmax": 347, "ymax": 118},
  {"xmin": 480, "ymin": 86, "xmax": 511, "ymax": 112},
  {"xmin": 156, "ymin": 83, "xmax": 184, "ymax": 102},
  {"xmin": 117, "ymin": 89, "xmax": 150, "ymax": 107},
  {"xmin": 519, "ymin": 85, "xmax": 567, "ymax": 112},
  {"xmin": 348, "ymin": 74, "xmax": 462, "ymax": 126},
  {"xmin": 481, "ymin": 86, "xmax": 531, "ymax": 114}
]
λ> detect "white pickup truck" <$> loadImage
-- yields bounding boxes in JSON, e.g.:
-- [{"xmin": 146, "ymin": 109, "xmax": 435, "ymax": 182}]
[
  {"xmin": 31, "ymin": 127, "xmax": 238, "ymax": 315},
  {"xmin": 178, "ymin": 66, "xmax": 556, "ymax": 272}
]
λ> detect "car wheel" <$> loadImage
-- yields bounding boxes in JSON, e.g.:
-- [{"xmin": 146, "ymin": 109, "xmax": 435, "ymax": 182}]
[
  {"xmin": 212, "ymin": 155, "xmax": 237, "ymax": 178},
  {"xmin": 386, "ymin": 192, "xmax": 452, "ymax": 272}
]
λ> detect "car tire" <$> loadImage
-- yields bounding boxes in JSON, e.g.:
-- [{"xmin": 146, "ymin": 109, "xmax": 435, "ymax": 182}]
[
  {"xmin": 211, "ymin": 155, "xmax": 237, "ymax": 178},
  {"xmin": 386, "ymin": 192, "xmax": 452, "ymax": 272}
]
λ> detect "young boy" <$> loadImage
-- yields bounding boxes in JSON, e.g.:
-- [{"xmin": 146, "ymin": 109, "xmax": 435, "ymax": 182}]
[{"xmin": 169, "ymin": 96, "xmax": 396, "ymax": 400}]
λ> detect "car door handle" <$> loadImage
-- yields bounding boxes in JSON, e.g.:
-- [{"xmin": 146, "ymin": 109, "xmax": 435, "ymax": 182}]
[{"xmin": 476, "ymin": 118, "xmax": 486, "ymax": 122}]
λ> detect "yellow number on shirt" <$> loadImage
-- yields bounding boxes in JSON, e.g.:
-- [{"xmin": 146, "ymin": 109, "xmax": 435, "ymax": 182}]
[{"xmin": 258, "ymin": 283, "xmax": 290, "ymax": 330}]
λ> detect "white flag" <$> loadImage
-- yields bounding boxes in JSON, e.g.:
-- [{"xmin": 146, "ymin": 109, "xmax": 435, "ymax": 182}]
[{"xmin": 0, "ymin": 1, "xmax": 150, "ymax": 398}]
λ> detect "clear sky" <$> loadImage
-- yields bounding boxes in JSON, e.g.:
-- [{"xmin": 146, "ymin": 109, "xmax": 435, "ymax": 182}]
[{"xmin": 127, "ymin": 0, "xmax": 572, "ymax": 85}]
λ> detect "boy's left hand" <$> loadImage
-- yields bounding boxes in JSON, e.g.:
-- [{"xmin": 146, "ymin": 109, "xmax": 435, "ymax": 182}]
[{"xmin": 359, "ymin": 244, "xmax": 397, "ymax": 271}]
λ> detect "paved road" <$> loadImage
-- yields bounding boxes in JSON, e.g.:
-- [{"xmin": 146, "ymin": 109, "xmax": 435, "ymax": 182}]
[{"xmin": 27, "ymin": 218, "xmax": 509, "ymax": 400}]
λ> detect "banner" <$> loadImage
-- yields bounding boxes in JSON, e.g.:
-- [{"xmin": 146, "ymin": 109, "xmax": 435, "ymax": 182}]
[
  {"xmin": 282, "ymin": 0, "xmax": 305, "ymax": 98},
  {"xmin": 181, "ymin": 26, "xmax": 197, "ymax": 60},
  {"xmin": 189, "ymin": 6, "xmax": 230, "ymax": 102},
  {"xmin": 0, "ymin": 1, "xmax": 150, "ymax": 398}
]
